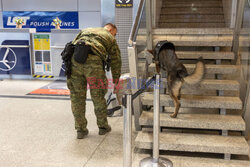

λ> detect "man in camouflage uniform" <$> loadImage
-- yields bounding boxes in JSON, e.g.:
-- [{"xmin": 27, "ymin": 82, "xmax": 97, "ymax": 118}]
[{"xmin": 67, "ymin": 23, "xmax": 121, "ymax": 139}]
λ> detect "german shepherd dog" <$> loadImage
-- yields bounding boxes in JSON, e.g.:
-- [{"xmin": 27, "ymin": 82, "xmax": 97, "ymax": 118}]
[{"xmin": 150, "ymin": 41, "xmax": 205, "ymax": 118}]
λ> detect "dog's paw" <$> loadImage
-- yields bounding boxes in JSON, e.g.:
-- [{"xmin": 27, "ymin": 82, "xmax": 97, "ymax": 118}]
[
  {"xmin": 170, "ymin": 113, "xmax": 177, "ymax": 118},
  {"xmin": 177, "ymin": 95, "xmax": 181, "ymax": 100}
]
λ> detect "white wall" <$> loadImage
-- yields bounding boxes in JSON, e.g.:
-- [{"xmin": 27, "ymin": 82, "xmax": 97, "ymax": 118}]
[
  {"xmin": 101, "ymin": 0, "xmax": 115, "ymax": 26},
  {"xmin": 222, "ymin": 0, "xmax": 237, "ymax": 28},
  {"xmin": 79, "ymin": 12, "xmax": 101, "ymax": 29},
  {"xmin": 79, "ymin": 0, "xmax": 101, "ymax": 12},
  {"xmin": 2, "ymin": 0, "xmax": 78, "ymax": 11},
  {"xmin": 78, "ymin": 0, "xmax": 101, "ymax": 29}
]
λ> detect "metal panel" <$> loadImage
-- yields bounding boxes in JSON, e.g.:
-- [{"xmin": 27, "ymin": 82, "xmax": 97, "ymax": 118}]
[
  {"xmin": 2, "ymin": 0, "xmax": 78, "ymax": 11},
  {"xmin": 0, "ymin": 28, "xmax": 30, "ymax": 41},
  {"xmin": 115, "ymin": 7, "xmax": 133, "ymax": 73},
  {"xmin": 78, "ymin": 0, "xmax": 101, "ymax": 12},
  {"xmin": 51, "ymin": 29, "xmax": 80, "ymax": 46},
  {"xmin": 79, "ymin": 12, "xmax": 101, "ymax": 29}
]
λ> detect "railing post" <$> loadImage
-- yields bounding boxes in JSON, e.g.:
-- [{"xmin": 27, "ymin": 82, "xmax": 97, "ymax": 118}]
[
  {"xmin": 232, "ymin": 0, "xmax": 246, "ymax": 63},
  {"xmin": 128, "ymin": 45, "xmax": 142, "ymax": 131},
  {"xmin": 153, "ymin": 74, "xmax": 160, "ymax": 161},
  {"xmin": 140, "ymin": 74, "xmax": 173, "ymax": 167},
  {"xmin": 146, "ymin": 0, "xmax": 153, "ymax": 50},
  {"xmin": 123, "ymin": 94, "xmax": 132, "ymax": 167},
  {"xmin": 151, "ymin": 0, "xmax": 156, "ymax": 28}
]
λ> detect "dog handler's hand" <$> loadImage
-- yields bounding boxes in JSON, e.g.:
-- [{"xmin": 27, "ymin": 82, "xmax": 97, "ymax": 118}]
[
  {"xmin": 113, "ymin": 78, "xmax": 123, "ymax": 94},
  {"xmin": 113, "ymin": 84, "xmax": 118, "ymax": 94},
  {"xmin": 113, "ymin": 83, "xmax": 121, "ymax": 94}
]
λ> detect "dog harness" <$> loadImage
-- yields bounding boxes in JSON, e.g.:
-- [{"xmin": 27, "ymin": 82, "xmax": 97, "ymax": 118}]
[{"xmin": 154, "ymin": 40, "xmax": 175, "ymax": 61}]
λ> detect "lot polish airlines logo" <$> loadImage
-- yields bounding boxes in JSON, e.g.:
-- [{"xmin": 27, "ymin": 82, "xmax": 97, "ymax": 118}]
[
  {"xmin": 0, "ymin": 47, "xmax": 17, "ymax": 71},
  {"xmin": 7, "ymin": 16, "xmax": 30, "ymax": 26}
]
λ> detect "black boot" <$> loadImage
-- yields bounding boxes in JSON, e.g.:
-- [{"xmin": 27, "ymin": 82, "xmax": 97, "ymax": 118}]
[
  {"xmin": 77, "ymin": 129, "xmax": 89, "ymax": 139},
  {"xmin": 98, "ymin": 125, "xmax": 111, "ymax": 135}
]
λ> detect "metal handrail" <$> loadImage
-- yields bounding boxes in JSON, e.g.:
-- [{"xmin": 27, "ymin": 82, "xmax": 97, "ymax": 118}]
[
  {"xmin": 248, "ymin": 0, "xmax": 250, "ymax": 7},
  {"xmin": 122, "ymin": 76, "xmax": 156, "ymax": 107},
  {"xmin": 0, "ymin": 45, "xmax": 30, "ymax": 48},
  {"xmin": 128, "ymin": 0, "xmax": 146, "ymax": 46},
  {"xmin": 50, "ymin": 46, "xmax": 65, "ymax": 49}
]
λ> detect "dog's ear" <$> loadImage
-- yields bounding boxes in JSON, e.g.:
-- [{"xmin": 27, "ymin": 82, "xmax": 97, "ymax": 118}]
[{"xmin": 147, "ymin": 50, "xmax": 154, "ymax": 55}]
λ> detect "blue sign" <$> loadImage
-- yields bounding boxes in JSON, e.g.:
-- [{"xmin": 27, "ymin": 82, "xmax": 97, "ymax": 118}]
[
  {"xmin": 3, "ymin": 11, "xmax": 79, "ymax": 32},
  {"xmin": 0, "ymin": 40, "xmax": 31, "ymax": 75}
]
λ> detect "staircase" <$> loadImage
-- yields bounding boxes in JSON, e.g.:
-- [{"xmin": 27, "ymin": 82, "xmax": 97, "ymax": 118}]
[
  {"xmin": 159, "ymin": 0, "xmax": 226, "ymax": 28},
  {"xmin": 134, "ymin": 27, "xmax": 250, "ymax": 164}
]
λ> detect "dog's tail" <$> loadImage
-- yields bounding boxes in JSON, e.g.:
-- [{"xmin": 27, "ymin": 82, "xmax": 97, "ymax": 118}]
[{"xmin": 183, "ymin": 57, "xmax": 205, "ymax": 85}]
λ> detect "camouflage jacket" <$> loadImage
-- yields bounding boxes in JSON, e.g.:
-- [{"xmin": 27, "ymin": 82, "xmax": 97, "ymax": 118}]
[{"xmin": 72, "ymin": 27, "xmax": 121, "ymax": 82}]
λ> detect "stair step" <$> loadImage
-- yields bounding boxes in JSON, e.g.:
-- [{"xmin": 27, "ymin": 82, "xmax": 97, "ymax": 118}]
[
  {"xmin": 161, "ymin": 8, "xmax": 223, "ymax": 15},
  {"xmin": 135, "ymin": 132, "xmax": 249, "ymax": 155},
  {"xmin": 148, "ymin": 63, "xmax": 238, "ymax": 75},
  {"xmin": 159, "ymin": 79, "xmax": 240, "ymax": 91},
  {"xmin": 160, "ymin": 14, "xmax": 224, "ymax": 20},
  {"xmin": 140, "ymin": 111, "xmax": 245, "ymax": 131},
  {"xmin": 173, "ymin": 51, "xmax": 234, "ymax": 60},
  {"xmin": 133, "ymin": 154, "xmax": 250, "ymax": 167},
  {"xmin": 163, "ymin": 0, "xmax": 221, "ymax": 1},
  {"xmin": 159, "ymin": 23, "xmax": 225, "ymax": 28},
  {"xmin": 162, "ymin": 3, "xmax": 223, "ymax": 8},
  {"xmin": 137, "ymin": 51, "xmax": 235, "ymax": 60},
  {"xmin": 151, "ymin": 29, "xmax": 232, "ymax": 46},
  {"xmin": 136, "ymin": 36, "xmax": 233, "ymax": 46},
  {"xmin": 138, "ymin": 28, "xmax": 233, "ymax": 35},
  {"xmin": 152, "ymin": 28, "xmax": 233, "ymax": 35},
  {"xmin": 159, "ymin": 18, "xmax": 225, "ymax": 23},
  {"xmin": 141, "ymin": 92, "xmax": 242, "ymax": 109},
  {"xmin": 145, "ymin": 78, "xmax": 240, "ymax": 91},
  {"xmin": 162, "ymin": 0, "xmax": 221, "ymax": 2}
]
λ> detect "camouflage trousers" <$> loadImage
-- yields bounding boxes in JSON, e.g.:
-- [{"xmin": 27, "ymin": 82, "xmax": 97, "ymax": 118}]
[{"xmin": 67, "ymin": 54, "xmax": 108, "ymax": 132}]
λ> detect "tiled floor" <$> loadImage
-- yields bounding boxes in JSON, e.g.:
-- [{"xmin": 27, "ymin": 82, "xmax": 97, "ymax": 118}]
[
  {"xmin": 0, "ymin": 79, "xmax": 249, "ymax": 167},
  {"xmin": 0, "ymin": 79, "xmax": 127, "ymax": 167}
]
